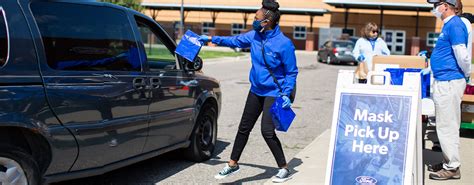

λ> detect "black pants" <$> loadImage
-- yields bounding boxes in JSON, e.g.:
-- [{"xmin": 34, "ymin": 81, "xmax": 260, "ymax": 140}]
[{"xmin": 230, "ymin": 91, "xmax": 287, "ymax": 167}]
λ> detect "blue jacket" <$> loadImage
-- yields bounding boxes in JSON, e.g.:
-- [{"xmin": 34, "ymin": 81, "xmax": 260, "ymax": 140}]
[{"xmin": 212, "ymin": 25, "xmax": 298, "ymax": 97}]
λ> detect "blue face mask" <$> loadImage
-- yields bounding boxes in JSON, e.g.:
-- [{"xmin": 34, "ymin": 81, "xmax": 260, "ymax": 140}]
[{"xmin": 252, "ymin": 19, "xmax": 265, "ymax": 32}]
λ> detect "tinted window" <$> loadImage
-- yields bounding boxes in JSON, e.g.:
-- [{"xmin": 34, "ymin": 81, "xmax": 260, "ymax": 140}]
[
  {"xmin": 136, "ymin": 17, "xmax": 176, "ymax": 71},
  {"xmin": 333, "ymin": 41, "xmax": 354, "ymax": 49},
  {"xmin": 31, "ymin": 2, "xmax": 140, "ymax": 71},
  {"xmin": 0, "ymin": 8, "xmax": 8, "ymax": 67}
]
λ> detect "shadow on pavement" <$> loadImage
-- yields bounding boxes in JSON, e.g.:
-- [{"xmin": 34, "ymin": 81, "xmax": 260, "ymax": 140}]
[
  {"xmin": 423, "ymin": 128, "xmax": 473, "ymax": 169},
  {"xmin": 423, "ymin": 149, "xmax": 444, "ymax": 167},
  {"xmin": 52, "ymin": 140, "xmax": 231, "ymax": 185}
]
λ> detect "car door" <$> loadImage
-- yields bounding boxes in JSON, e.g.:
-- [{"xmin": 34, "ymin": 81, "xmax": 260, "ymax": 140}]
[
  {"xmin": 132, "ymin": 15, "xmax": 197, "ymax": 152},
  {"xmin": 30, "ymin": 2, "xmax": 149, "ymax": 171}
]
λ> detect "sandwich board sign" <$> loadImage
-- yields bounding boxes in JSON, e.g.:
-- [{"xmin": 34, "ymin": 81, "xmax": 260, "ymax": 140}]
[{"xmin": 325, "ymin": 70, "xmax": 423, "ymax": 185}]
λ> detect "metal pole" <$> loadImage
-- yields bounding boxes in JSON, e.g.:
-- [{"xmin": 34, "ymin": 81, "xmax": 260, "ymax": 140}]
[
  {"xmin": 380, "ymin": 8, "xmax": 384, "ymax": 33},
  {"xmin": 180, "ymin": 0, "xmax": 184, "ymax": 39},
  {"xmin": 416, "ymin": 9, "xmax": 420, "ymax": 37},
  {"xmin": 344, "ymin": 8, "xmax": 349, "ymax": 30}
]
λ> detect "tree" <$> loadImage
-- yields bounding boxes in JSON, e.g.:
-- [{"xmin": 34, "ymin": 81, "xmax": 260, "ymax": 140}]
[{"xmin": 100, "ymin": 0, "xmax": 144, "ymax": 12}]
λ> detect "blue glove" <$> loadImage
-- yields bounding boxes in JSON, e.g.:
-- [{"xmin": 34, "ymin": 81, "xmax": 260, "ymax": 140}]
[
  {"xmin": 418, "ymin": 50, "xmax": 428, "ymax": 57},
  {"xmin": 421, "ymin": 68, "xmax": 431, "ymax": 75},
  {"xmin": 281, "ymin": 95, "xmax": 292, "ymax": 109},
  {"xmin": 357, "ymin": 55, "xmax": 365, "ymax": 62},
  {"xmin": 198, "ymin": 35, "xmax": 210, "ymax": 43},
  {"xmin": 466, "ymin": 76, "xmax": 471, "ymax": 84}
]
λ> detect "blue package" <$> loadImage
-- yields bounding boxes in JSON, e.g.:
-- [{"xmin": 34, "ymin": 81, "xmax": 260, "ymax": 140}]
[
  {"xmin": 270, "ymin": 97, "xmax": 296, "ymax": 132},
  {"xmin": 175, "ymin": 30, "xmax": 203, "ymax": 62}
]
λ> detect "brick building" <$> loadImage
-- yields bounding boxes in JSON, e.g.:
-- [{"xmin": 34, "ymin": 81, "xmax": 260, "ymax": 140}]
[{"xmin": 142, "ymin": 0, "xmax": 474, "ymax": 55}]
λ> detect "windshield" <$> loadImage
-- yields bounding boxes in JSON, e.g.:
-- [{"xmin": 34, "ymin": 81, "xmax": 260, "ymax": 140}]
[{"xmin": 333, "ymin": 41, "xmax": 354, "ymax": 49}]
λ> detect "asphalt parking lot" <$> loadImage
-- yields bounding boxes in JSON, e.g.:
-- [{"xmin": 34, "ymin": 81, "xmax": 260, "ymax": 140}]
[{"xmin": 53, "ymin": 51, "xmax": 356, "ymax": 185}]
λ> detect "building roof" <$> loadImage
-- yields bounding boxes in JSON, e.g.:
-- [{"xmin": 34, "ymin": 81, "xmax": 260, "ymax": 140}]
[
  {"xmin": 323, "ymin": 0, "xmax": 433, "ymax": 11},
  {"xmin": 141, "ymin": 3, "xmax": 328, "ymax": 16}
]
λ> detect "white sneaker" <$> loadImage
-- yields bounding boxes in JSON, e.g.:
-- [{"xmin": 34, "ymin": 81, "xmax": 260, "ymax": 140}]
[
  {"xmin": 272, "ymin": 168, "xmax": 292, "ymax": 183},
  {"xmin": 214, "ymin": 164, "xmax": 240, "ymax": 179}
]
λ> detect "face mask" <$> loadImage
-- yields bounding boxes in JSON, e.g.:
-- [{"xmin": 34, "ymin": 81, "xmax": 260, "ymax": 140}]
[
  {"xmin": 431, "ymin": 6, "xmax": 443, "ymax": 19},
  {"xmin": 252, "ymin": 19, "xmax": 267, "ymax": 32}
]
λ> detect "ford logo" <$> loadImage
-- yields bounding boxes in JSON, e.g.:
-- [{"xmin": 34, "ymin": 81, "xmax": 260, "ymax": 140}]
[{"xmin": 355, "ymin": 176, "xmax": 377, "ymax": 185}]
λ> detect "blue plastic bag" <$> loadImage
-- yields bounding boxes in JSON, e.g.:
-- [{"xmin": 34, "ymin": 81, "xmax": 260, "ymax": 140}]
[
  {"xmin": 271, "ymin": 97, "xmax": 296, "ymax": 132},
  {"xmin": 175, "ymin": 30, "xmax": 202, "ymax": 62},
  {"xmin": 384, "ymin": 68, "xmax": 430, "ymax": 98}
]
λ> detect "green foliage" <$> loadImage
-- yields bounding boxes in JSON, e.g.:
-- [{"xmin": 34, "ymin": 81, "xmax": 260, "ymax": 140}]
[{"xmin": 100, "ymin": 0, "xmax": 144, "ymax": 12}]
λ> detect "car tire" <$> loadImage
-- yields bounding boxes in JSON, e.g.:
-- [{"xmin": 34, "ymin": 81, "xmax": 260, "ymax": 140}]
[
  {"xmin": 0, "ymin": 145, "xmax": 41, "ymax": 185},
  {"xmin": 184, "ymin": 104, "xmax": 217, "ymax": 162},
  {"xmin": 317, "ymin": 55, "xmax": 322, "ymax": 63}
]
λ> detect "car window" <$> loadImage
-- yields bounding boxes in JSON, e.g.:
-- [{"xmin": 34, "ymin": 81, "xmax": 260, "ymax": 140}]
[
  {"xmin": 31, "ymin": 2, "xmax": 140, "ymax": 71},
  {"xmin": 0, "ymin": 8, "xmax": 8, "ymax": 67},
  {"xmin": 135, "ymin": 17, "xmax": 176, "ymax": 71},
  {"xmin": 334, "ymin": 42, "xmax": 354, "ymax": 50}
]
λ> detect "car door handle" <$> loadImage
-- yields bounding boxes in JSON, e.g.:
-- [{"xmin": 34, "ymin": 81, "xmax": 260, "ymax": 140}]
[
  {"xmin": 150, "ymin": 78, "xmax": 161, "ymax": 89},
  {"xmin": 133, "ymin": 78, "xmax": 146, "ymax": 89}
]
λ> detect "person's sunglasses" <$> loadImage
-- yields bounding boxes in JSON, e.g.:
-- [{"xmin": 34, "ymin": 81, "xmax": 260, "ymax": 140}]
[
  {"xmin": 372, "ymin": 30, "xmax": 379, "ymax": 34},
  {"xmin": 434, "ymin": 2, "xmax": 445, "ymax": 8}
]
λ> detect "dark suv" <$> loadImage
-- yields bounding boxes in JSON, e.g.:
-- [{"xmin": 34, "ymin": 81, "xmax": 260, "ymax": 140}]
[{"xmin": 0, "ymin": 0, "xmax": 221, "ymax": 184}]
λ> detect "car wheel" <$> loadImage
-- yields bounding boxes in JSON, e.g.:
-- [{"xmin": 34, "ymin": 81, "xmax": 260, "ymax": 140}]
[
  {"xmin": 317, "ymin": 55, "xmax": 322, "ymax": 63},
  {"xmin": 184, "ymin": 104, "xmax": 217, "ymax": 162},
  {"xmin": 0, "ymin": 145, "xmax": 40, "ymax": 185}
]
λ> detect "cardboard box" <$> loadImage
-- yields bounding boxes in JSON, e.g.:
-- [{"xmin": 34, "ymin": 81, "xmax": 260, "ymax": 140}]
[
  {"xmin": 372, "ymin": 55, "xmax": 426, "ymax": 71},
  {"xmin": 462, "ymin": 101, "xmax": 474, "ymax": 123},
  {"xmin": 462, "ymin": 72, "xmax": 474, "ymax": 103}
]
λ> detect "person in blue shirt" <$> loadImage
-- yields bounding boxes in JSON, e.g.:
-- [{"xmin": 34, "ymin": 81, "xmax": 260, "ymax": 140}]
[
  {"xmin": 199, "ymin": 0, "xmax": 297, "ymax": 182},
  {"xmin": 425, "ymin": 0, "xmax": 470, "ymax": 180}
]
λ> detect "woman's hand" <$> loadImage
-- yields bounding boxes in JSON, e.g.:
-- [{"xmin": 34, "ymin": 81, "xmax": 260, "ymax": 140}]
[
  {"xmin": 281, "ymin": 96, "xmax": 292, "ymax": 109},
  {"xmin": 198, "ymin": 35, "xmax": 211, "ymax": 43},
  {"xmin": 357, "ymin": 55, "xmax": 365, "ymax": 62}
]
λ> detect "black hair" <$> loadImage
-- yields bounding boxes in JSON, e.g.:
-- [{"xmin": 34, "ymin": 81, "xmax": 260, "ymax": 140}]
[{"xmin": 262, "ymin": 0, "xmax": 281, "ymax": 29}]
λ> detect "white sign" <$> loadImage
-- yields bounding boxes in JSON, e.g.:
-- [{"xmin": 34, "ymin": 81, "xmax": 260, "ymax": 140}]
[{"xmin": 325, "ymin": 71, "xmax": 423, "ymax": 185}]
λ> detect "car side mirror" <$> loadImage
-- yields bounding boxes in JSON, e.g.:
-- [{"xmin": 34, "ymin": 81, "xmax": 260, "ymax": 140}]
[{"xmin": 185, "ymin": 56, "xmax": 203, "ymax": 71}]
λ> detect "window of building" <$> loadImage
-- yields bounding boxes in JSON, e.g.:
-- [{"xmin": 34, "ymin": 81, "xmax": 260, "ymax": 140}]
[
  {"xmin": 202, "ymin": 22, "xmax": 214, "ymax": 35},
  {"xmin": 294, "ymin": 26, "xmax": 307, "ymax": 40},
  {"xmin": 342, "ymin": 28, "xmax": 355, "ymax": 36},
  {"xmin": 136, "ymin": 17, "xmax": 176, "ymax": 71},
  {"xmin": 31, "ymin": 2, "xmax": 140, "ymax": 71},
  {"xmin": 232, "ymin": 23, "xmax": 245, "ymax": 35},
  {"xmin": 427, "ymin": 32, "xmax": 440, "ymax": 47},
  {"xmin": 0, "ymin": 8, "xmax": 8, "ymax": 67}
]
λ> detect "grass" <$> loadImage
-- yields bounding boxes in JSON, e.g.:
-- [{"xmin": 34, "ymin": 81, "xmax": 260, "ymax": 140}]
[
  {"xmin": 199, "ymin": 50, "xmax": 244, "ymax": 59},
  {"xmin": 144, "ymin": 46, "xmax": 243, "ymax": 61}
]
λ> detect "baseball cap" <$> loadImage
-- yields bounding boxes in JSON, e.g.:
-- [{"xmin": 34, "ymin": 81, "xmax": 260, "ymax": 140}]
[{"xmin": 427, "ymin": 0, "xmax": 457, "ymax": 6}]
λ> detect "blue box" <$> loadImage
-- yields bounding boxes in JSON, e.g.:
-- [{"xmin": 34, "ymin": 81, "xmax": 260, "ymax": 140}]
[
  {"xmin": 175, "ymin": 30, "xmax": 203, "ymax": 62},
  {"xmin": 384, "ymin": 68, "xmax": 430, "ymax": 98}
]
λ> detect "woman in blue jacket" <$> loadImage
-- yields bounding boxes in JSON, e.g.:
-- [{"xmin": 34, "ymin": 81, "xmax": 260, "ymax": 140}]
[{"xmin": 200, "ymin": 0, "xmax": 297, "ymax": 182}]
